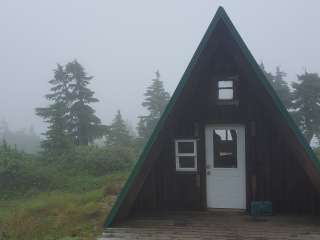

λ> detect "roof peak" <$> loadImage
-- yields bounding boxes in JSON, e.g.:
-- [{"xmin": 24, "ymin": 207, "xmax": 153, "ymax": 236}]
[{"xmin": 217, "ymin": 6, "xmax": 226, "ymax": 12}]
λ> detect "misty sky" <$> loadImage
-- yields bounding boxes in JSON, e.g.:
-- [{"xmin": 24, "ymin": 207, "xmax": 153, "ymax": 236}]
[{"xmin": 1, "ymin": 1, "xmax": 320, "ymax": 134}]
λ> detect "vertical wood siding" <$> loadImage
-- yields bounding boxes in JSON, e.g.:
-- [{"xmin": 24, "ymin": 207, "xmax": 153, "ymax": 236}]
[{"xmin": 130, "ymin": 28, "xmax": 320, "ymax": 215}]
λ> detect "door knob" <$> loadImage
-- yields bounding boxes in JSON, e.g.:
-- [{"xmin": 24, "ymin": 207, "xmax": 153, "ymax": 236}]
[{"xmin": 207, "ymin": 171, "xmax": 211, "ymax": 175}]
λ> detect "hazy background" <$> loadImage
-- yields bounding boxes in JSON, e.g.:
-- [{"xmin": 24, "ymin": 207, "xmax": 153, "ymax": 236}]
[{"xmin": 1, "ymin": 0, "xmax": 319, "ymax": 134}]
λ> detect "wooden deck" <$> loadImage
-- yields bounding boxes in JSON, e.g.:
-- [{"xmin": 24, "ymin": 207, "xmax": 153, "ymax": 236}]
[{"xmin": 100, "ymin": 211, "xmax": 320, "ymax": 240}]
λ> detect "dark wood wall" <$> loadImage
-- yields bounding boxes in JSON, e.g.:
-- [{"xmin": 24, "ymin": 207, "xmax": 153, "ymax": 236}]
[
  {"xmin": 130, "ymin": 22, "xmax": 320, "ymax": 216},
  {"xmin": 247, "ymin": 98, "xmax": 320, "ymax": 214}
]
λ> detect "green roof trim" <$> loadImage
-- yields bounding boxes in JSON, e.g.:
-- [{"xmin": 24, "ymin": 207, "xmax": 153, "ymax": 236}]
[{"xmin": 104, "ymin": 6, "xmax": 320, "ymax": 228}]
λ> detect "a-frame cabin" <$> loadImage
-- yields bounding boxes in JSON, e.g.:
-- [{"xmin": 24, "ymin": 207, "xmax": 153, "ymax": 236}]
[{"xmin": 105, "ymin": 7, "xmax": 320, "ymax": 228}]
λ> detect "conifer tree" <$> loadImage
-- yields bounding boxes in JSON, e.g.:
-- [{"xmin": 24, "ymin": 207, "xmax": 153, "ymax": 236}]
[
  {"xmin": 260, "ymin": 64, "xmax": 292, "ymax": 109},
  {"xmin": 46, "ymin": 64, "xmax": 72, "ymax": 105},
  {"xmin": 271, "ymin": 67, "xmax": 292, "ymax": 108},
  {"xmin": 136, "ymin": 117, "xmax": 148, "ymax": 141},
  {"xmin": 291, "ymin": 72, "xmax": 320, "ymax": 143},
  {"xmin": 137, "ymin": 71, "xmax": 170, "ymax": 141},
  {"xmin": 36, "ymin": 102, "xmax": 71, "ymax": 152},
  {"xmin": 37, "ymin": 61, "xmax": 107, "ymax": 151},
  {"xmin": 36, "ymin": 64, "xmax": 72, "ymax": 152},
  {"xmin": 260, "ymin": 62, "xmax": 274, "ymax": 82},
  {"xmin": 66, "ymin": 60, "xmax": 107, "ymax": 145},
  {"xmin": 106, "ymin": 110, "xmax": 132, "ymax": 147}
]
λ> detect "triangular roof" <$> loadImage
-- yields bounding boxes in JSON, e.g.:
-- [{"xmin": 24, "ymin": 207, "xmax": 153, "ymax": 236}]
[{"xmin": 104, "ymin": 6, "xmax": 320, "ymax": 227}]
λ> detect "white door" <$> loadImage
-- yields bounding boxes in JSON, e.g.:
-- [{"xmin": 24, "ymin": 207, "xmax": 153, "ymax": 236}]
[{"xmin": 205, "ymin": 125, "xmax": 246, "ymax": 209}]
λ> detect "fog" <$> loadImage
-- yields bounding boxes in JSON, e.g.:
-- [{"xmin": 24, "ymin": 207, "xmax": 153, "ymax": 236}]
[{"xmin": 1, "ymin": 0, "xmax": 319, "ymax": 134}]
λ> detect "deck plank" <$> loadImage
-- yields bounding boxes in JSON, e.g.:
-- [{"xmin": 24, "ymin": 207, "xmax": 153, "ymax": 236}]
[{"xmin": 100, "ymin": 211, "xmax": 320, "ymax": 240}]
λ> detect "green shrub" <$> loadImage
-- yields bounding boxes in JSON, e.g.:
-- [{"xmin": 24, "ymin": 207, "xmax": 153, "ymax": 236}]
[
  {"xmin": 0, "ymin": 141, "xmax": 134, "ymax": 239},
  {"xmin": 0, "ymin": 142, "xmax": 136, "ymax": 199},
  {"xmin": 44, "ymin": 145, "xmax": 137, "ymax": 176},
  {"xmin": 0, "ymin": 144, "xmax": 56, "ymax": 198}
]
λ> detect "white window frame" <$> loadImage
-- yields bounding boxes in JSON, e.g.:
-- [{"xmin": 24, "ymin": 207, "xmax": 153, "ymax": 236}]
[
  {"xmin": 175, "ymin": 139, "xmax": 197, "ymax": 172},
  {"xmin": 218, "ymin": 79, "xmax": 234, "ymax": 101}
]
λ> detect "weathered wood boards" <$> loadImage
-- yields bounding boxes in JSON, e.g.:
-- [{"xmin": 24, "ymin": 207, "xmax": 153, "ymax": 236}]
[{"xmin": 101, "ymin": 211, "xmax": 320, "ymax": 240}]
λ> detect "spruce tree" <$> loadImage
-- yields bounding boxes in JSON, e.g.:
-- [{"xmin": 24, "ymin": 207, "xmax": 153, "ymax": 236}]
[
  {"xmin": 46, "ymin": 64, "xmax": 72, "ymax": 104},
  {"xmin": 36, "ymin": 102, "xmax": 71, "ymax": 152},
  {"xmin": 260, "ymin": 62, "xmax": 274, "ymax": 82},
  {"xmin": 260, "ymin": 63, "xmax": 292, "ymax": 109},
  {"xmin": 291, "ymin": 72, "xmax": 320, "ymax": 143},
  {"xmin": 106, "ymin": 110, "xmax": 132, "ymax": 147},
  {"xmin": 271, "ymin": 67, "xmax": 292, "ymax": 108},
  {"xmin": 36, "ymin": 64, "xmax": 72, "ymax": 152},
  {"xmin": 66, "ymin": 60, "xmax": 107, "ymax": 145},
  {"xmin": 137, "ymin": 117, "xmax": 148, "ymax": 141},
  {"xmin": 137, "ymin": 71, "xmax": 170, "ymax": 141}
]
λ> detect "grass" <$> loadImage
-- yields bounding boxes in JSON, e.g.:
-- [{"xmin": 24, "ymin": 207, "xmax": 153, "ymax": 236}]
[{"xmin": 0, "ymin": 171, "xmax": 128, "ymax": 240}]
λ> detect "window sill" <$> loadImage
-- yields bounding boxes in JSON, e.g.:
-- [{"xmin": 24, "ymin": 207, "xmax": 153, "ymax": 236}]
[
  {"xmin": 176, "ymin": 169, "xmax": 198, "ymax": 173},
  {"xmin": 176, "ymin": 166, "xmax": 197, "ymax": 172}
]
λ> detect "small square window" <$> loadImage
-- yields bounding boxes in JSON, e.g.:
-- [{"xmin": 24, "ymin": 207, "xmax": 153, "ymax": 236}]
[
  {"xmin": 175, "ymin": 139, "xmax": 197, "ymax": 172},
  {"xmin": 218, "ymin": 80, "xmax": 234, "ymax": 100}
]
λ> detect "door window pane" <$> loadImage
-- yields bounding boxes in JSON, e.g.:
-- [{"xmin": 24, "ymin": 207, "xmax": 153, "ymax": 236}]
[{"xmin": 213, "ymin": 129, "xmax": 237, "ymax": 168}]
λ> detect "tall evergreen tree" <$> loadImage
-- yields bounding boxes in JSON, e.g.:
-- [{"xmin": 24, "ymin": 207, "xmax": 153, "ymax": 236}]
[
  {"xmin": 37, "ymin": 61, "xmax": 107, "ymax": 151},
  {"xmin": 136, "ymin": 117, "xmax": 149, "ymax": 141},
  {"xmin": 36, "ymin": 102, "xmax": 71, "ymax": 152},
  {"xmin": 46, "ymin": 64, "xmax": 72, "ymax": 105},
  {"xmin": 291, "ymin": 72, "xmax": 320, "ymax": 143},
  {"xmin": 36, "ymin": 64, "xmax": 72, "ymax": 152},
  {"xmin": 260, "ymin": 63, "xmax": 292, "ymax": 109},
  {"xmin": 106, "ymin": 110, "xmax": 132, "ymax": 147},
  {"xmin": 271, "ymin": 67, "xmax": 292, "ymax": 108},
  {"xmin": 66, "ymin": 60, "xmax": 107, "ymax": 145},
  {"xmin": 137, "ymin": 71, "xmax": 170, "ymax": 141}
]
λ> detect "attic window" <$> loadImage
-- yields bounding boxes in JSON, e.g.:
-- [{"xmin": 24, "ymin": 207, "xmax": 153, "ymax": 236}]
[
  {"xmin": 175, "ymin": 139, "xmax": 197, "ymax": 172},
  {"xmin": 218, "ymin": 80, "xmax": 234, "ymax": 100}
]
